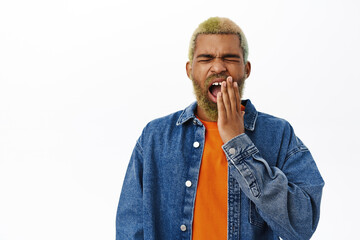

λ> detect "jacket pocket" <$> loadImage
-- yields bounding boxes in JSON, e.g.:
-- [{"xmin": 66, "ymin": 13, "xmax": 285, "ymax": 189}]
[{"xmin": 249, "ymin": 200, "xmax": 266, "ymax": 229}]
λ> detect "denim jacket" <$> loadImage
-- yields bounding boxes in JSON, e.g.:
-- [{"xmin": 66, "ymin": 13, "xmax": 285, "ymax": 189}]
[{"xmin": 116, "ymin": 100, "xmax": 324, "ymax": 240}]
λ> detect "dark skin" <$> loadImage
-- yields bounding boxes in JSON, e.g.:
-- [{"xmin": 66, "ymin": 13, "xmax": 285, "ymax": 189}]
[{"xmin": 186, "ymin": 34, "xmax": 251, "ymax": 143}]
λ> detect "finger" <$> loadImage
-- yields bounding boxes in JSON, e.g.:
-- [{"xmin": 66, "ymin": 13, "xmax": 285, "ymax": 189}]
[
  {"xmin": 234, "ymin": 81, "xmax": 242, "ymax": 113},
  {"xmin": 221, "ymin": 80, "xmax": 231, "ymax": 116},
  {"xmin": 226, "ymin": 76, "xmax": 237, "ymax": 114},
  {"xmin": 217, "ymin": 92, "xmax": 226, "ymax": 120}
]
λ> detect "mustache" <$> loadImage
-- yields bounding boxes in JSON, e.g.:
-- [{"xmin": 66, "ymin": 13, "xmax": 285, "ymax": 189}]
[{"xmin": 205, "ymin": 73, "xmax": 229, "ymax": 88}]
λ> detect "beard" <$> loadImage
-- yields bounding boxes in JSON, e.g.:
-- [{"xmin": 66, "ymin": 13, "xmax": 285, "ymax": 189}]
[{"xmin": 191, "ymin": 73, "xmax": 245, "ymax": 121}]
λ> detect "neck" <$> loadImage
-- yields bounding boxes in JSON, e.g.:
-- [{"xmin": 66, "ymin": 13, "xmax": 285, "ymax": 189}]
[{"xmin": 196, "ymin": 106, "xmax": 217, "ymax": 122}]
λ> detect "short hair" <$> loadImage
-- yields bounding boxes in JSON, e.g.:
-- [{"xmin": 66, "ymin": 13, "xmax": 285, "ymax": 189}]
[{"xmin": 188, "ymin": 17, "xmax": 249, "ymax": 64}]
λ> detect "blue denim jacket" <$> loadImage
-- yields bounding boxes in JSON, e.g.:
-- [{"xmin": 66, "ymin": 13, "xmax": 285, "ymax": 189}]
[{"xmin": 116, "ymin": 100, "xmax": 324, "ymax": 240}]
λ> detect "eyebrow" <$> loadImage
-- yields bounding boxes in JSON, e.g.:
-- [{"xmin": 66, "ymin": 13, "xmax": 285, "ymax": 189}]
[
  {"xmin": 196, "ymin": 54, "xmax": 214, "ymax": 58},
  {"xmin": 222, "ymin": 54, "xmax": 241, "ymax": 58},
  {"xmin": 196, "ymin": 53, "xmax": 241, "ymax": 59}
]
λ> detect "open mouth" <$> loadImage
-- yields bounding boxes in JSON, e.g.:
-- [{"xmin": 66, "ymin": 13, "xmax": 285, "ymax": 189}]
[{"xmin": 208, "ymin": 82, "xmax": 223, "ymax": 103}]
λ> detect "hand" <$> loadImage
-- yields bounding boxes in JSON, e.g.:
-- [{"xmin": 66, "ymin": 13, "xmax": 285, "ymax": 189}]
[{"xmin": 217, "ymin": 76, "xmax": 245, "ymax": 144}]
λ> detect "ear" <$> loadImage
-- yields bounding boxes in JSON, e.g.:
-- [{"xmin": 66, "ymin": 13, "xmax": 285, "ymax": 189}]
[
  {"xmin": 186, "ymin": 61, "xmax": 192, "ymax": 80},
  {"xmin": 244, "ymin": 61, "xmax": 251, "ymax": 79}
]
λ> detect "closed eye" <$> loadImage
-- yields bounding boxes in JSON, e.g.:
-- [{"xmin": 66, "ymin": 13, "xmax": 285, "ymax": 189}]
[
  {"xmin": 224, "ymin": 57, "xmax": 240, "ymax": 62},
  {"xmin": 198, "ymin": 58, "xmax": 212, "ymax": 62},
  {"xmin": 195, "ymin": 54, "xmax": 242, "ymax": 63},
  {"xmin": 223, "ymin": 54, "xmax": 242, "ymax": 63},
  {"xmin": 196, "ymin": 54, "xmax": 214, "ymax": 63}
]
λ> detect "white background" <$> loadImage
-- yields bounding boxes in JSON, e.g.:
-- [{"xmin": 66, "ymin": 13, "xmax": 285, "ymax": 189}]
[{"xmin": 0, "ymin": 0, "xmax": 359, "ymax": 239}]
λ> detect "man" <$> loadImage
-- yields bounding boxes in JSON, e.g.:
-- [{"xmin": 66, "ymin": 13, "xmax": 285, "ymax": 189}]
[{"xmin": 116, "ymin": 17, "xmax": 324, "ymax": 240}]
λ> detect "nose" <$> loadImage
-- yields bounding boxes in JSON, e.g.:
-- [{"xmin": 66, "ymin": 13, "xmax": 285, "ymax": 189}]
[{"xmin": 211, "ymin": 57, "xmax": 226, "ymax": 74}]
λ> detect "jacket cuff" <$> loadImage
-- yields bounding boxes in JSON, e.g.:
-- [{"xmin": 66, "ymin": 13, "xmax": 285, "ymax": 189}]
[
  {"xmin": 222, "ymin": 133, "xmax": 259, "ymax": 163},
  {"xmin": 222, "ymin": 133, "xmax": 261, "ymax": 198}
]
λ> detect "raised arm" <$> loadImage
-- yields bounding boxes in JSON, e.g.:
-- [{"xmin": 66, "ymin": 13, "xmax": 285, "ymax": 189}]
[{"xmin": 217, "ymin": 76, "xmax": 324, "ymax": 239}]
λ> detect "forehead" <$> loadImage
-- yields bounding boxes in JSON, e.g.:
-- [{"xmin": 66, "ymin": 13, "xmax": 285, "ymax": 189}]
[{"xmin": 194, "ymin": 34, "xmax": 242, "ymax": 56}]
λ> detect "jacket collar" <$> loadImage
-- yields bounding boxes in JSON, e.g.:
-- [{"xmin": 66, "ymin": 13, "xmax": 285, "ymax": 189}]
[{"xmin": 176, "ymin": 99, "xmax": 258, "ymax": 131}]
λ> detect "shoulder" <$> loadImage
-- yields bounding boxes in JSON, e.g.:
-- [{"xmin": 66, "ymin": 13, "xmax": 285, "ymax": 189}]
[
  {"xmin": 257, "ymin": 111, "xmax": 292, "ymax": 130},
  {"xmin": 141, "ymin": 101, "xmax": 197, "ymax": 134},
  {"xmin": 256, "ymin": 111, "xmax": 307, "ymax": 152},
  {"xmin": 255, "ymin": 111, "xmax": 297, "ymax": 143},
  {"xmin": 137, "ymin": 108, "xmax": 186, "ymax": 147},
  {"xmin": 243, "ymin": 99, "xmax": 292, "ymax": 134},
  {"xmin": 143, "ymin": 110, "xmax": 183, "ymax": 131},
  {"xmin": 244, "ymin": 99, "xmax": 292, "ymax": 133},
  {"xmin": 246, "ymin": 100, "xmax": 298, "ymax": 145}
]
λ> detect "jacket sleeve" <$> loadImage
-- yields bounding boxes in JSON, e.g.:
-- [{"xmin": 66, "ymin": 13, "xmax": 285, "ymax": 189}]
[
  {"xmin": 116, "ymin": 140, "xmax": 144, "ymax": 240},
  {"xmin": 222, "ymin": 131, "xmax": 324, "ymax": 240}
]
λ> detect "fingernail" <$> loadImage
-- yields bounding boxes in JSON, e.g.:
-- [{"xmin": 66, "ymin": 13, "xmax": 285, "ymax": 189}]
[
  {"xmin": 222, "ymin": 81, "xmax": 226, "ymax": 87},
  {"xmin": 228, "ymin": 76, "xmax": 233, "ymax": 83},
  {"xmin": 234, "ymin": 82, "xmax": 238, "ymax": 87}
]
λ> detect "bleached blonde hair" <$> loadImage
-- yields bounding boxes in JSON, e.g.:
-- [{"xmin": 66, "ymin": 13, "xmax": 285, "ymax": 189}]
[{"xmin": 188, "ymin": 17, "xmax": 249, "ymax": 64}]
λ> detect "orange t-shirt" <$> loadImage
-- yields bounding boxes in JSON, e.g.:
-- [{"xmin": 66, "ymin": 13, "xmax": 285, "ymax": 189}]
[
  {"xmin": 192, "ymin": 106, "xmax": 245, "ymax": 239},
  {"xmin": 192, "ymin": 119, "xmax": 227, "ymax": 240}
]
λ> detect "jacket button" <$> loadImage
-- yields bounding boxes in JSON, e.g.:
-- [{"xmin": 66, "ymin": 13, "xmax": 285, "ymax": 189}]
[
  {"xmin": 193, "ymin": 141, "xmax": 200, "ymax": 148},
  {"xmin": 229, "ymin": 148, "xmax": 236, "ymax": 155},
  {"xmin": 180, "ymin": 224, "xmax": 187, "ymax": 231},
  {"xmin": 185, "ymin": 180, "xmax": 192, "ymax": 187}
]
